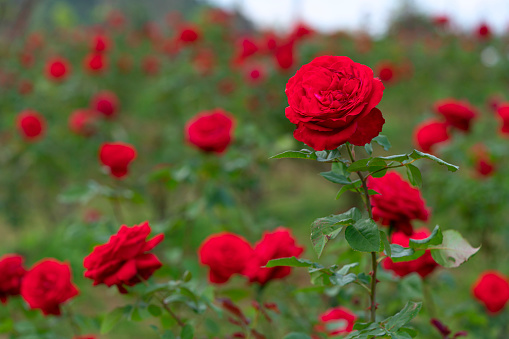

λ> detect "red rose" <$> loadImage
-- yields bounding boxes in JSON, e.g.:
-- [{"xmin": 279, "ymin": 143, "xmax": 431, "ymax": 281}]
[
  {"xmin": 234, "ymin": 37, "xmax": 259, "ymax": 64},
  {"xmin": 472, "ymin": 271, "xmax": 509, "ymax": 313},
  {"xmin": 471, "ymin": 144, "xmax": 495, "ymax": 177},
  {"xmin": 290, "ymin": 23, "xmax": 313, "ymax": 40},
  {"xmin": 69, "ymin": 109, "xmax": 98, "ymax": 136},
  {"xmin": 178, "ymin": 26, "xmax": 200, "ymax": 43},
  {"xmin": 92, "ymin": 34, "xmax": 110, "ymax": 53},
  {"xmin": 477, "ymin": 23, "xmax": 491, "ymax": 39},
  {"xmin": 198, "ymin": 232, "xmax": 253, "ymax": 284},
  {"xmin": 285, "ymin": 56, "xmax": 385, "ymax": 150},
  {"xmin": 496, "ymin": 104, "xmax": 509, "ymax": 135},
  {"xmin": 315, "ymin": 307, "xmax": 357, "ymax": 336},
  {"xmin": 16, "ymin": 109, "xmax": 46, "ymax": 141},
  {"xmin": 244, "ymin": 228, "xmax": 304, "ymax": 285},
  {"xmin": 21, "ymin": 259, "xmax": 79, "ymax": 316},
  {"xmin": 91, "ymin": 91, "xmax": 119, "ymax": 118},
  {"xmin": 0, "ymin": 254, "xmax": 26, "ymax": 303},
  {"xmin": 99, "ymin": 142, "xmax": 137, "ymax": 179},
  {"xmin": 382, "ymin": 227, "xmax": 439, "ymax": 278},
  {"xmin": 84, "ymin": 53, "xmax": 106, "ymax": 73},
  {"xmin": 376, "ymin": 61, "xmax": 396, "ymax": 83},
  {"xmin": 433, "ymin": 15, "xmax": 450, "ymax": 28},
  {"xmin": 185, "ymin": 109, "xmax": 235, "ymax": 154},
  {"xmin": 413, "ymin": 119, "xmax": 449, "ymax": 153},
  {"xmin": 45, "ymin": 57, "xmax": 70, "ymax": 81},
  {"xmin": 434, "ymin": 99, "xmax": 477, "ymax": 132},
  {"xmin": 84, "ymin": 221, "xmax": 164, "ymax": 294},
  {"xmin": 274, "ymin": 40, "xmax": 295, "ymax": 71},
  {"xmin": 74, "ymin": 336, "xmax": 97, "ymax": 339},
  {"xmin": 367, "ymin": 172, "xmax": 429, "ymax": 235}
]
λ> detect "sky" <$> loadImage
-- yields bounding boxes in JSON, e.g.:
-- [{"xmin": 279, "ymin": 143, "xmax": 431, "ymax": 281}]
[{"xmin": 204, "ymin": 0, "xmax": 509, "ymax": 36}]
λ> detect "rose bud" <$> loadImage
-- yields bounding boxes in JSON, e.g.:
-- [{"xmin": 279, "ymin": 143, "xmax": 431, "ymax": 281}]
[
  {"xmin": 477, "ymin": 22, "xmax": 491, "ymax": 39},
  {"xmin": 383, "ymin": 227, "xmax": 439, "ymax": 278},
  {"xmin": 315, "ymin": 307, "xmax": 357, "ymax": 336},
  {"xmin": 434, "ymin": 99, "xmax": 477, "ymax": 132},
  {"xmin": 178, "ymin": 25, "xmax": 200, "ymax": 44},
  {"xmin": 198, "ymin": 232, "xmax": 253, "ymax": 284},
  {"xmin": 45, "ymin": 57, "xmax": 70, "ymax": 81},
  {"xmin": 84, "ymin": 221, "xmax": 164, "ymax": 293},
  {"xmin": 91, "ymin": 34, "xmax": 111, "ymax": 53},
  {"xmin": 16, "ymin": 109, "xmax": 46, "ymax": 141},
  {"xmin": 471, "ymin": 144, "xmax": 495, "ymax": 177},
  {"xmin": 368, "ymin": 171, "xmax": 429, "ymax": 235},
  {"xmin": 496, "ymin": 104, "xmax": 509, "ymax": 135},
  {"xmin": 99, "ymin": 142, "xmax": 137, "ymax": 179},
  {"xmin": 91, "ymin": 91, "xmax": 119, "ymax": 119},
  {"xmin": 185, "ymin": 109, "xmax": 235, "ymax": 154},
  {"xmin": 21, "ymin": 259, "xmax": 79, "ymax": 316},
  {"xmin": 413, "ymin": 119, "xmax": 450, "ymax": 153},
  {"xmin": 285, "ymin": 56, "xmax": 385, "ymax": 150},
  {"xmin": 0, "ymin": 254, "xmax": 26, "ymax": 303},
  {"xmin": 472, "ymin": 271, "xmax": 509, "ymax": 313},
  {"xmin": 69, "ymin": 109, "xmax": 98, "ymax": 136},
  {"xmin": 244, "ymin": 228, "xmax": 304, "ymax": 285},
  {"xmin": 84, "ymin": 53, "xmax": 106, "ymax": 73}
]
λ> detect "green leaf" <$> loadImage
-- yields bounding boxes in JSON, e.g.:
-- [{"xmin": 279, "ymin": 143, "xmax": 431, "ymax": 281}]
[
  {"xmin": 389, "ymin": 245, "xmax": 421, "ymax": 262},
  {"xmin": 380, "ymin": 231, "xmax": 391, "ymax": 257},
  {"xmin": 270, "ymin": 149, "xmax": 317, "ymax": 160},
  {"xmin": 101, "ymin": 306, "xmax": 129, "ymax": 334},
  {"xmin": 430, "ymin": 230, "xmax": 480, "ymax": 268},
  {"xmin": 335, "ymin": 180, "xmax": 362, "ymax": 199},
  {"xmin": 408, "ymin": 225, "xmax": 442, "ymax": 249},
  {"xmin": 180, "ymin": 324, "xmax": 194, "ymax": 339},
  {"xmin": 329, "ymin": 263, "xmax": 359, "ymax": 287},
  {"xmin": 373, "ymin": 135, "xmax": 392, "ymax": 151},
  {"xmin": 162, "ymin": 330, "xmax": 176, "ymax": 339},
  {"xmin": 283, "ymin": 333, "xmax": 313, "ymax": 339},
  {"xmin": 265, "ymin": 257, "xmax": 319, "ymax": 268},
  {"xmin": 347, "ymin": 158, "xmax": 371, "ymax": 172},
  {"xmin": 405, "ymin": 164, "xmax": 422, "ymax": 187},
  {"xmin": 320, "ymin": 171, "xmax": 352, "ymax": 185},
  {"xmin": 381, "ymin": 301, "xmax": 422, "ymax": 331},
  {"xmin": 345, "ymin": 219, "xmax": 381, "ymax": 252},
  {"xmin": 365, "ymin": 143, "xmax": 373, "ymax": 155},
  {"xmin": 148, "ymin": 304, "xmax": 162, "ymax": 317},
  {"xmin": 316, "ymin": 149, "xmax": 342, "ymax": 162},
  {"xmin": 408, "ymin": 150, "xmax": 459, "ymax": 172},
  {"xmin": 311, "ymin": 208, "xmax": 362, "ymax": 257}
]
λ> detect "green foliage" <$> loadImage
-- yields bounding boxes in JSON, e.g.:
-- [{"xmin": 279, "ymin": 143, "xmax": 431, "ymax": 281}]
[{"xmin": 345, "ymin": 219, "xmax": 381, "ymax": 252}]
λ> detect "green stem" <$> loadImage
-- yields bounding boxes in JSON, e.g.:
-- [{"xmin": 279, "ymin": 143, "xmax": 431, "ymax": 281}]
[{"xmin": 346, "ymin": 144, "xmax": 378, "ymax": 322}]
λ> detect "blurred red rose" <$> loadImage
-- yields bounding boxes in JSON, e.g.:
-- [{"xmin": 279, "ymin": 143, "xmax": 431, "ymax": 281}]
[
  {"xmin": 117, "ymin": 55, "xmax": 134, "ymax": 73},
  {"xmin": 84, "ymin": 221, "xmax": 164, "ymax": 293},
  {"xmin": 368, "ymin": 171, "xmax": 429, "ymax": 235},
  {"xmin": 433, "ymin": 15, "xmax": 450, "ymax": 28},
  {"xmin": 91, "ymin": 91, "xmax": 119, "ymax": 118},
  {"xmin": 434, "ymin": 99, "xmax": 477, "ymax": 132},
  {"xmin": 234, "ymin": 37, "xmax": 259, "ymax": 64},
  {"xmin": 99, "ymin": 142, "xmax": 137, "ymax": 179},
  {"xmin": 274, "ymin": 40, "xmax": 295, "ymax": 71},
  {"xmin": 376, "ymin": 61, "xmax": 396, "ymax": 83},
  {"xmin": 18, "ymin": 80, "xmax": 33, "ymax": 95},
  {"xmin": 245, "ymin": 65, "xmax": 265, "ymax": 85},
  {"xmin": 16, "ymin": 109, "xmax": 46, "ymax": 141},
  {"xmin": 193, "ymin": 48, "xmax": 216, "ymax": 75},
  {"xmin": 199, "ymin": 233, "xmax": 253, "ymax": 284},
  {"xmin": 496, "ymin": 104, "xmax": 509, "ymax": 135},
  {"xmin": 178, "ymin": 26, "xmax": 200, "ymax": 44},
  {"xmin": 471, "ymin": 144, "xmax": 495, "ymax": 177},
  {"xmin": 472, "ymin": 271, "xmax": 509, "ymax": 313},
  {"xmin": 477, "ymin": 22, "xmax": 491, "ymax": 39},
  {"xmin": 45, "ymin": 57, "xmax": 70, "ymax": 81},
  {"xmin": 315, "ymin": 306, "xmax": 357, "ymax": 336},
  {"xmin": 290, "ymin": 23, "xmax": 314, "ymax": 40},
  {"xmin": 414, "ymin": 119, "xmax": 449, "ymax": 153},
  {"xmin": 92, "ymin": 34, "xmax": 111, "ymax": 53},
  {"xmin": 107, "ymin": 9, "xmax": 127, "ymax": 29},
  {"xmin": 383, "ymin": 227, "xmax": 439, "ymax": 278},
  {"xmin": 69, "ymin": 109, "xmax": 98, "ymax": 136},
  {"xmin": 285, "ymin": 55, "xmax": 385, "ymax": 150},
  {"xmin": 73, "ymin": 336, "xmax": 97, "ymax": 339},
  {"xmin": 141, "ymin": 55, "xmax": 160, "ymax": 76},
  {"xmin": 185, "ymin": 109, "xmax": 235, "ymax": 154},
  {"xmin": 0, "ymin": 254, "xmax": 26, "ymax": 304},
  {"xmin": 21, "ymin": 259, "xmax": 79, "ymax": 316},
  {"xmin": 19, "ymin": 51, "xmax": 34, "ymax": 68},
  {"xmin": 84, "ymin": 53, "xmax": 106, "ymax": 73},
  {"xmin": 244, "ymin": 228, "xmax": 304, "ymax": 285}
]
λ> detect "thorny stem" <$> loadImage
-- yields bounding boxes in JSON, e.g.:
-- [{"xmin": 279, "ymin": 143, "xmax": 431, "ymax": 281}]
[{"xmin": 346, "ymin": 144, "xmax": 378, "ymax": 322}]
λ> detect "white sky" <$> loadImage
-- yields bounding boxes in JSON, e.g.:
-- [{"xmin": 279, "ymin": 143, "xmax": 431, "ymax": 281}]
[{"xmin": 204, "ymin": 0, "xmax": 509, "ymax": 35}]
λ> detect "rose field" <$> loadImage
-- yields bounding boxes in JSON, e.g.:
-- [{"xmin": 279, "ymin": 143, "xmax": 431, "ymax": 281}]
[{"xmin": 2, "ymin": 1, "xmax": 509, "ymax": 338}]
